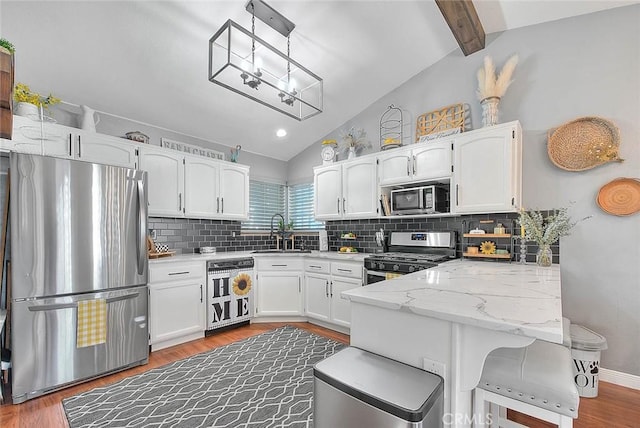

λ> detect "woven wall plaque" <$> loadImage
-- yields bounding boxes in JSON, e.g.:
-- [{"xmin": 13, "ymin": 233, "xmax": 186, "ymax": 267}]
[
  {"xmin": 547, "ymin": 117, "xmax": 623, "ymax": 171},
  {"xmin": 415, "ymin": 103, "xmax": 466, "ymax": 142}
]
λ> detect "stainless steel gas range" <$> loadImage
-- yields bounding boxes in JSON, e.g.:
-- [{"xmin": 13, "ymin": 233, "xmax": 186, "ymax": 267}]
[{"xmin": 364, "ymin": 231, "xmax": 457, "ymax": 285}]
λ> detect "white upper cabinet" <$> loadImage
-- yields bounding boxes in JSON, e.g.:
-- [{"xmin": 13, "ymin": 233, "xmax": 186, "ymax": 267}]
[
  {"xmin": 453, "ymin": 121, "xmax": 522, "ymax": 214},
  {"xmin": 184, "ymin": 155, "xmax": 219, "ymax": 218},
  {"xmin": 314, "ymin": 158, "xmax": 378, "ymax": 220},
  {"xmin": 412, "ymin": 141, "xmax": 453, "ymax": 182},
  {"xmin": 378, "ymin": 140, "xmax": 452, "ymax": 186},
  {"xmin": 138, "ymin": 145, "xmax": 185, "ymax": 217},
  {"xmin": 75, "ymin": 131, "xmax": 138, "ymax": 168},
  {"xmin": 9, "ymin": 116, "xmax": 137, "ymax": 168},
  {"xmin": 342, "ymin": 158, "xmax": 378, "ymax": 217},
  {"xmin": 314, "ymin": 165, "xmax": 342, "ymax": 220},
  {"xmin": 6, "ymin": 115, "xmax": 250, "ymax": 221},
  {"xmin": 140, "ymin": 147, "xmax": 249, "ymax": 220},
  {"xmin": 219, "ymin": 164, "xmax": 250, "ymax": 220}
]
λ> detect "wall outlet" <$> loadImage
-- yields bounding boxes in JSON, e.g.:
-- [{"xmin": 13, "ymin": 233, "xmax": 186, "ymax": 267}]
[
  {"xmin": 423, "ymin": 357, "xmax": 446, "ymax": 380},
  {"xmin": 149, "ymin": 229, "xmax": 157, "ymax": 240}
]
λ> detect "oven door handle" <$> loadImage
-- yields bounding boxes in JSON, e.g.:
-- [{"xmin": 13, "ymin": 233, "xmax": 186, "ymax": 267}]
[
  {"xmin": 366, "ymin": 270, "xmax": 387, "ymax": 277},
  {"xmin": 365, "ymin": 270, "xmax": 388, "ymax": 285}
]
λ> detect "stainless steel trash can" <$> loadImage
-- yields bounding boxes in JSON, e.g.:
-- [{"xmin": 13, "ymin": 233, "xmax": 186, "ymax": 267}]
[
  {"xmin": 570, "ymin": 324, "xmax": 608, "ymax": 398},
  {"xmin": 314, "ymin": 347, "xmax": 444, "ymax": 428}
]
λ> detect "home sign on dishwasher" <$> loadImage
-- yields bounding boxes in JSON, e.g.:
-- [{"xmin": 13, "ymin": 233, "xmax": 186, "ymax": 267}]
[{"xmin": 206, "ymin": 258, "xmax": 254, "ymax": 332}]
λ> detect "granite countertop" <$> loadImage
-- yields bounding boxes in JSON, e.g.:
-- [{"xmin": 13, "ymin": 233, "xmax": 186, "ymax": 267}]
[
  {"xmin": 343, "ymin": 259, "xmax": 563, "ymax": 344},
  {"xmin": 149, "ymin": 250, "xmax": 367, "ymax": 264}
]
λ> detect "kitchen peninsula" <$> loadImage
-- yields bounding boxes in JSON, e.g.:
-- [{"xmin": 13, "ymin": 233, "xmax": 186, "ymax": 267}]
[{"xmin": 343, "ymin": 260, "xmax": 563, "ymax": 428}]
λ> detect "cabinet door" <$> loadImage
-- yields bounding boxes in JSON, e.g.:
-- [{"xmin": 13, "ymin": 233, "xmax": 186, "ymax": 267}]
[
  {"xmin": 342, "ymin": 158, "xmax": 378, "ymax": 218},
  {"xmin": 378, "ymin": 148, "xmax": 412, "ymax": 186},
  {"xmin": 305, "ymin": 273, "xmax": 331, "ymax": 322},
  {"xmin": 149, "ymin": 280, "xmax": 205, "ymax": 345},
  {"xmin": 76, "ymin": 131, "xmax": 137, "ymax": 168},
  {"xmin": 314, "ymin": 165, "xmax": 342, "ymax": 220},
  {"xmin": 41, "ymin": 125, "xmax": 74, "ymax": 159},
  {"xmin": 9, "ymin": 115, "xmax": 45, "ymax": 154},
  {"xmin": 138, "ymin": 146, "xmax": 184, "ymax": 217},
  {"xmin": 412, "ymin": 140, "xmax": 452, "ymax": 182},
  {"xmin": 454, "ymin": 123, "xmax": 521, "ymax": 214},
  {"xmin": 219, "ymin": 164, "xmax": 249, "ymax": 220},
  {"xmin": 256, "ymin": 272, "xmax": 303, "ymax": 316},
  {"xmin": 330, "ymin": 276, "xmax": 362, "ymax": 328},
  {"xmin": 184, "ymin": 156, "xmax": 219, "ymax": 219}
]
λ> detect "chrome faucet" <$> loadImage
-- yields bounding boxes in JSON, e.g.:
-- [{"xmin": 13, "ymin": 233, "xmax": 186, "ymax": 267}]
[{"xmin": 270, "ymin": 213, "xmax": 285, "ymax": 240}]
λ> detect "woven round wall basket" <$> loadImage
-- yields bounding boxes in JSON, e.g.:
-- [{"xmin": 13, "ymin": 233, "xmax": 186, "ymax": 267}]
[
  {"xmin": 597, "ymin": 178, "xmax": 640, "ymax": 216},
  {"xmin": 547, "ymin": 116, "xmax": 623, "ymax": 171}
]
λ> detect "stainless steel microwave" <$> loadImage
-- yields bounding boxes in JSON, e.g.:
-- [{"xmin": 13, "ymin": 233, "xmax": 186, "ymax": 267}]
[{"xmin": 390, "ymin": 185, "xmax": 448, "ymax": 215}]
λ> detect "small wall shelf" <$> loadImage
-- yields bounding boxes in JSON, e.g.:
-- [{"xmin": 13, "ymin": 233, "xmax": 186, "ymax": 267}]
[
  {"xmin": 462, "ymin": 252, "xmax": 512, "ymax": 259},
  {"xmin": 462, "ymin": 220, "xmax": 516, "ymax": 261},
  {"xmin": 463, "ymin": 233, "xmax": 512, "ymax": 239}
]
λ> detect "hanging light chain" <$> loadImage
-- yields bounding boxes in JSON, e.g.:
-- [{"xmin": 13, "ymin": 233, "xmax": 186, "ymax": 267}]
[
  {"xmin": 287, "ymin": 35, "xmax": 291, "ymax": 82},
  {"xmin": 251, "ymin": 2, "xmax": 256, "ymax": 64}
]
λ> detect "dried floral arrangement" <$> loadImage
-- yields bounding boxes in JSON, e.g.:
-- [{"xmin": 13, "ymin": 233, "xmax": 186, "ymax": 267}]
[
  {"xmin": 517, "ymin": 206, "xmax": 590, "ymax": 246},
  {"xmin": 476, "ymin": 55, "xmax": 518, "ymax": 101},
  {"xmin": 339, "ymin": 127, "xmax": 371, "ymax": 155}
]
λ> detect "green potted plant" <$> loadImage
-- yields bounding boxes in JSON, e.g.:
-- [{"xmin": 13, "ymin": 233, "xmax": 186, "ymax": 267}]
[
  {"xmin": 13, "ymin": 82, "xmax": 61, "ymax": 118},
  {"xmin": 0, "ymin": 38, "xmax": 15, "ymax": 55}
]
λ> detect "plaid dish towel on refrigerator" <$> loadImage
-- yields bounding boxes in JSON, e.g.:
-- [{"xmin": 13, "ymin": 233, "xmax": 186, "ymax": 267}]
[{"xmin": 77, "ymin": 299, "xmax": 107, "ymax": 348}]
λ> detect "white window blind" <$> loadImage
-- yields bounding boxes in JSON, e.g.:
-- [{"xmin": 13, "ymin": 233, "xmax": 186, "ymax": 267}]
[
  {"xmin": 243, "ymin": 180, "xmax": 286, "ymax": 230},
  {"xmin": 288, "ymin": 183, "xmax": 325, "ymax": 231},
  {"xmin": 242, "ymin": 181, "xmax": 324, "ymax": 231}
]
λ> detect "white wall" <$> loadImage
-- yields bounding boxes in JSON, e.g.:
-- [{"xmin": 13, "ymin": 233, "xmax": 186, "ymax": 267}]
[{"xmin": 289, "ymin": 5, "xmax": 640, "ymax": 376}]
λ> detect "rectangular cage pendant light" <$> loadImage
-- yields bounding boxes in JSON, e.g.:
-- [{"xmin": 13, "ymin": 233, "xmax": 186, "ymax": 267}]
[{"xmin": 209, "ymin": 9, "xmax": 323, "ymax": 121}]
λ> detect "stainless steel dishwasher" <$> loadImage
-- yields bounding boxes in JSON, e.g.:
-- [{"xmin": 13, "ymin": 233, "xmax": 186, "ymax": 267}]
[{"xmin": 206, "ymin": 258, "xmax": 255, "ymax": 332}]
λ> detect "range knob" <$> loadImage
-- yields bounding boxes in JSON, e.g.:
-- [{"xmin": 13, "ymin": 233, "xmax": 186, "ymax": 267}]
[
  {"xmin": 378, "ymin": 263, "xmax": 385, "ymax": 270},
  {"xmin": 408, "ymin": 265, "xmax": 415, "ymax": 272},
  {"xmin": 393, "ymin": 264, "xmax": 399, "ymax": 271}
]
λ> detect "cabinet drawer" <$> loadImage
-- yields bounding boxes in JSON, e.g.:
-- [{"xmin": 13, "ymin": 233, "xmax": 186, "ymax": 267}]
[
  {"xmin": 331, "ymin": 262, "xmax": 363, "ymax": 279},
  {"xmin": 256, "ymin": 258, "xmax": 304, "ymax": 271},
  {"xmin": 304, "ymin": 259, "xmax": 331, "ymax": 274},
  {"xmin": 150, "ymin": 262, "xmax": 205, "ymax": 283}
]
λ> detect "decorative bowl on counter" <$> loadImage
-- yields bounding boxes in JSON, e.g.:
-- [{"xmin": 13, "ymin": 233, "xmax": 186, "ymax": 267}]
[
  {"xmin": 339, "ymin": 246, "xmax": 358, "ymax": 253},
  {"xmin": 198, "ymin": 246, "xmax": 216, "ymax": 254}
]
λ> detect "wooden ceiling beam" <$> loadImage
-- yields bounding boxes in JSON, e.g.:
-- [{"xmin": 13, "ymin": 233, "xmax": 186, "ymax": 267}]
[{"xmin": 435, "ymin": 0, "xmax": 485, "ymax": 56}]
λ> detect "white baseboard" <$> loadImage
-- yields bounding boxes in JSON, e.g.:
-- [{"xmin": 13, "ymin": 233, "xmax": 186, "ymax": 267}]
[{"xmin": 600, "ymin": 367, "xmax": 640, "ymax": 390}]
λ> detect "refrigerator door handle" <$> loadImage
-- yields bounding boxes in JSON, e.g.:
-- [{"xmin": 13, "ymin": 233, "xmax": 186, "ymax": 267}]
[
  {"xmin": 27, "ymin": 292, "xmax": 141, "ymax": 311},
  {"xmin": 137, "ymin": 178, "xmax": 147, "ymax": 275}
]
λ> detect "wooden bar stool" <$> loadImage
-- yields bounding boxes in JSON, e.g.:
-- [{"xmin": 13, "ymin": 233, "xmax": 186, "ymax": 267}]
[{"xmin": 474, "ymin": 339, "xmax": 579, "ymax": 428}]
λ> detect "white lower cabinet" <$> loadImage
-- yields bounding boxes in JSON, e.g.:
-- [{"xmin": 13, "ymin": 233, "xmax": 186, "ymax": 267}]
[
  {"xmin": 305, "ymin": 273, "xmax": 331, "ymax": 322},
  {"xmin": 149, "ymin": 261, "xmax": 206, "ymax": 351},
  {"xmin": 304, "ymin": 259, "xmax": 363, "ymax": 329},
  {"xmin": 330, "ymin": 276, "xmax": 362, "ymax": 328},
  {"xmin": 255, "ymin": 258, "xmax": 304, "ymax": 317}
]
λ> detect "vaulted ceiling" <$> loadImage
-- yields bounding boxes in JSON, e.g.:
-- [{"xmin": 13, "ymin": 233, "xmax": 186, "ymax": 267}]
[{"xmin": 1, "ymin": 1, "xmax": 634, "ymax": 161}]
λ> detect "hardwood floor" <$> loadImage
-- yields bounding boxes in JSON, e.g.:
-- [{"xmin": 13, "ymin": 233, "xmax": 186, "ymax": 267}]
[{"xmin": 0, "ymin": 322, "xmax": 637, "ymax": 428}]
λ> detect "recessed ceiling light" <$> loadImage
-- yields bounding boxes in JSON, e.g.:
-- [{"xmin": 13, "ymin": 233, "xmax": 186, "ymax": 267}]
[{"xmin": 276, "ymin": 129, "xmax": 287, "ymax": 137}]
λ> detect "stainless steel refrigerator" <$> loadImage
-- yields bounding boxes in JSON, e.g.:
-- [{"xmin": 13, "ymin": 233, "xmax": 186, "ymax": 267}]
[{"xmin": 10, "ymin": 153, "xmax": 149, "ymax": 403}]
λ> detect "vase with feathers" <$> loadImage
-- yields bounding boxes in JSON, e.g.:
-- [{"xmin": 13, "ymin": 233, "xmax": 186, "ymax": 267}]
[{"xmin": 476, "ymin": 55, "xmax": 518, "ymax": 127}]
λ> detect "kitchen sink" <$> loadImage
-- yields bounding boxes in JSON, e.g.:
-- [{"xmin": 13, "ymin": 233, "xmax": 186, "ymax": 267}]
[{"xmin": 251, "ymin": 249, "xmax": 312, "ymax": 254}]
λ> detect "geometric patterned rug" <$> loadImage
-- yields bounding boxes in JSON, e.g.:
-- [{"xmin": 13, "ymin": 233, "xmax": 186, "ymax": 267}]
[{"xmin": 63, "ymin": 326, "xmax": 345, "ymax": 428}]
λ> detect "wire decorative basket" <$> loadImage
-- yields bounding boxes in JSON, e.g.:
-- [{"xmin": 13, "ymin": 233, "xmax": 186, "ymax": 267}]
[
  {"xmin": 379, "ymin": 104, "xmax": 403, "ymax": 151},
  {"xmin": 547, "ymin": 116, "xmax": 623, "ymax": 171}
]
